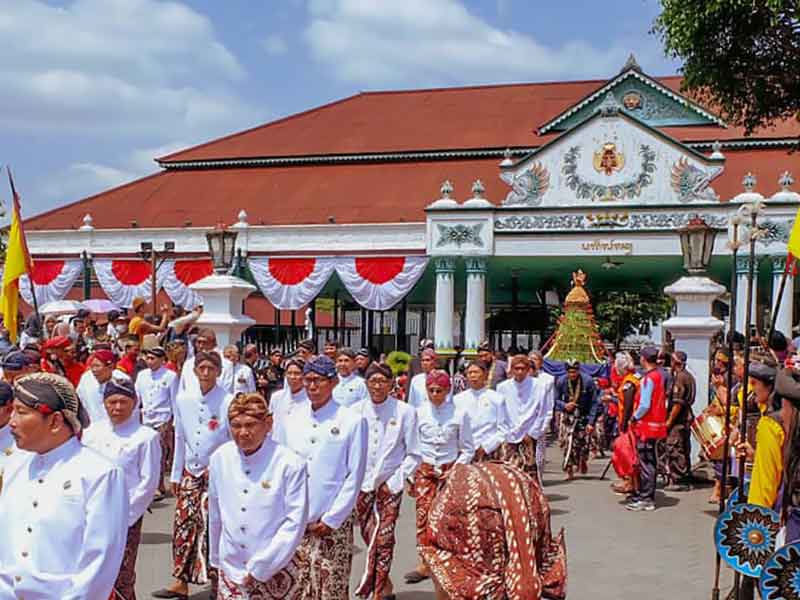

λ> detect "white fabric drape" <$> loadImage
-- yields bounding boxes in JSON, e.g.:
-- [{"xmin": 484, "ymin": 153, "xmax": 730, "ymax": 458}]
[
  {"xmin": 161, "ymin": 259, "xmax": 213, "ymax": 309},
  {"xmin": 248, "ymin": 257, "xmax": 336, "ymax": 310},
  {"xmin": 20, "ymin": 260, "xmax": 83, "ymax": 307},
  {"xmin": 334, "ymin": 256, "xmax": 428, "ymax": 310},
  {"xmin": 94, "ymin": 259, "xmax": 171, "ymax": 309}
]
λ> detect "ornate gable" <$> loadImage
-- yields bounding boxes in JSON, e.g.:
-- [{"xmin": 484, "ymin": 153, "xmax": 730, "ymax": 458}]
[
  {"xmin": 538, "ymin": 55, "xmax": 725, "ymax": 134},
  {"xmin": 500, "ymin": 93, "xmax": 725, "ymax": 208}
]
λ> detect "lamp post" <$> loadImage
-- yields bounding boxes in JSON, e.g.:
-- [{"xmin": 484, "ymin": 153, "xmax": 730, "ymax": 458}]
[
  {"xmin": 190, "ymin": 221, "xmax": 255, "ymax": 347},
  {"xmin": 678, "ymin": 216, "xmax": 717, "ymax": 275},
  {"xmin": 139, "ymin": 241, "xmax": 175, "ymax": 316}
]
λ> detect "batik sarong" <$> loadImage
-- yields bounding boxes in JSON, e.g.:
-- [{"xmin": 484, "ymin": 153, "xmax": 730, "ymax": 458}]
[
  {"xmin": 414, "ymin": 462, "xmax": 453, "ymax": 548},
  {"xmin": 664, "ymin": 423, "xmax": 691, "ymax": 484},
  {"xmin": 420, "ymin": 462, "xmax": 567, "ymax": 600},
  {"xmin": 172, "ymin": 469, "xmax": 217, "ymax": 588},
  {"xmin": 110, "ymin": 518, "xmax": 143, "ymax": 600},
  {"xmin": 355, "ymin": 484, "xmax": 403, "ymax": 598},
  {"xmin": 218, "ymin": 560, "xmax": 300, "ymax": 600},
  {"xmin": 562, "ymin": 417, "xmax": 589, "ymax": 472},
  {"xmin": 291, "ymin": 514, "xmax": 355, "ymax": 600},
  {"xmin": 153, "ymin": 421, "xmax": 174, "ymax": 489},
  {"xmin": 500, "ymin": 436, "xmax": 538, "ymax": 481}
]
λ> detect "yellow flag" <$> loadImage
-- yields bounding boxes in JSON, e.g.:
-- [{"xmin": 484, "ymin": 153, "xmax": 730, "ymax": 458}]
[
  {"xmin": 1, "ymin": 170, "xmax": 32, "ymax": 343},
  {"xmin": 788, "ymin": 206, "xmax": 800, "ymax": 259}
]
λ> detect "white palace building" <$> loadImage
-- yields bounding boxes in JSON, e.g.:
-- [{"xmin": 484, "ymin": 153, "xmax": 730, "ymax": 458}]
[{"xmin": 21, "ymin": 57, "xmax": 800, "ymax": 355}]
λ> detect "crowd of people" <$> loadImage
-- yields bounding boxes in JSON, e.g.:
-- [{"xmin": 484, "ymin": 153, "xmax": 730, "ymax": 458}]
[
  {"xmin": 2, "ymin": 293, "xmax": 796, "ymax": 600},
  {"xmin": 0, "ymin": 301, "xmax": 569, "ymax": 600}
]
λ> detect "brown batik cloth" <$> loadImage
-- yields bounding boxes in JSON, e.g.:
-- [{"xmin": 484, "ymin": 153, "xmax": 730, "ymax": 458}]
[
  {"xmin": 355, "ymin": 484, "xmax": 403, "ymax": 598},
  {"xmin": 664, "ymin": 424, "xmax": 692, "ymax": 483},
  {"xmin": 414, "ymin": 462, "xmax": 454, "ymax": 548},
  {"xmin": 421, "ymin": 462, "xmax": 567, "ymax": 600},
  {"xmin": 217, "ymin": 559, "xmax": 301, "ymax": 600},
  {"xmin": 500, "ymin": 437, "xmax": 538, "ymax": 480},
  {"xmin": 290, "ymin": 514, "xmax": 355, "ymax": 600},
  {"xmin": 172, "ymin": 469, "xmax": 217, "ymax": 588},
  {"xmin": 154, "ymin": 421, "xmax": 174, "ymax": 488},
  {"xmin": 109, "ymin": 517, "xmax": 143, "ymax": 600}
]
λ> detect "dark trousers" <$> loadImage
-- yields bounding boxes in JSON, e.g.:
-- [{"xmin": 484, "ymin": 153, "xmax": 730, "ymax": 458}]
[{"xmin": 636, "ymin": 439, "xmax": 658, "ymax": 502}]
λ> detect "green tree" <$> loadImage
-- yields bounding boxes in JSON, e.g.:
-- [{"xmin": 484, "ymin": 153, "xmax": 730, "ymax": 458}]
[
  {"xmin": 594, "ymin": 290, "xmax": 673, "ymax": 349},
  {"xmin": 653, "ymin": 1, "xmax": 800, "ymax": 133}
]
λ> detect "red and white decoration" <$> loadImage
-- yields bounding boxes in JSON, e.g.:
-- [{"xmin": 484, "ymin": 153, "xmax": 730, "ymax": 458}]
[
  {"xmin": 94, "ymin": 259, "xmax": 170, "ymax": 309},
  {"xmin": 162, "ymin": 259, "xmax": 213, "ymax": 308},
  {"xmin": 335, "ymin": 256, "xmax": 428, "ymax": 311},
  {"xmin": 249, "ymin": 257, "xmax": 336, "ymax": 310},
  {"xmin": 19, "ymin": 260, "xmax": 83, "ymax": 307}
]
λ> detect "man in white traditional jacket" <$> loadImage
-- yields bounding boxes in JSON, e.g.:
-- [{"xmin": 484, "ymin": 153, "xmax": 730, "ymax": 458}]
[
  {"xmin": 333, "ymin": 348, "xmax": 369, "ymax": 407},
  {"xmin": 529, "ymin": 350, "xmax": 556, "ymax": 481},
  {"xmin": 136, "ymin": 345, "xmax": 179, "ymax": 498},
  {"xmin": 0, "ymin": 381, "xmax": 16, "ymax": 466},
  {"xmin": 209, "ymin": 392, "xmax": 309, "ymax": 599},
  {"xmin": 178, "ymin": 328, "xmax": 234, "ymax": 395},
  {"xmin": 76, "ymin": 348, "xmax": 117, "ymax": 425},
  {"xmin": 354, "ymin": 362, "xmax": 421, "ymax": 600},
  {"xmin": 453, "ymin": 360, "xmax": 511, "ymax": 462},
  {"xmin": 83, "ymin": 373, "xmax": 162, "ymax": 600},
  {"xmin": 406, "ymin": 348, "xmax": 437, "ymax": 410},
  {"xmin": 0, "ymin": 372, "xmax": 128, "ymax": 599},
  {"xmin": 497, "ymin": 355, "xmax": 551, "ymax": 482},
  {"xmin": 270, "ymin": 358, "xmax": 308, "ymax": 442},
  {"xmin": 223, "ymin": 344, "xmax": 257, "ymax": 395},
  {"xmin": 275, "ymin": 355, "xmax": 368, "ymax": 600},
  {"xmin": 405, "ymin": 369, "xmax": 474, "ymax": 585},
  {"xmin": 153, "ymin": 351, "xmax": 233, "ymax": 600}
]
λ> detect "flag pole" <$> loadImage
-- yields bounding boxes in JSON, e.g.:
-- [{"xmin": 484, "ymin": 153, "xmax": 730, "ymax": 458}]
[
  {"xmin": 6, "ymin": 167, "xmax": 39, "ymax": 325},
  {"xmin": 766, "ymin": 254, "xmax": 795, "ymax": 343}
]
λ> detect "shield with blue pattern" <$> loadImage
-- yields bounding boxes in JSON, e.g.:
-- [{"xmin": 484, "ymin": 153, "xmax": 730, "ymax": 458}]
[
  {"xmin": 760, "ymin": 541, "xmax": 800, "ymax": 600},
  {"xmin": 726, "ymin": 481, "xmax": 751, "ymax": 511},
  {"xmin": 715, "ymin": 503, "xmax": 780, "ymax": 578}
]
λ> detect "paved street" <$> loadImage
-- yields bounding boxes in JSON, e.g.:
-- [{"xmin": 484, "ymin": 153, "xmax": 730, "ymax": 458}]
[{"xmin": 135, "ymin": 446, "xmax": 734, "ymax": 600}]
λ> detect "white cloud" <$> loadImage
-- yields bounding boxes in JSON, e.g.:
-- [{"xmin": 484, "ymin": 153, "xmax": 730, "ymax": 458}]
[
  {"xmin": 303, "ymin": 0, "xmax": 662, "ymax": 86},
  {"xmin": 0, "ymin": 0, "xmax": 260, "ymax": 137},
  {"xmin": 262, "ymin": 34, "xmax": 289, "ymax": 56}
]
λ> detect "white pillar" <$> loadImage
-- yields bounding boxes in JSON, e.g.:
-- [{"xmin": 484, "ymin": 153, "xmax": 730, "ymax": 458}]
[
  {"xmin": 735, "ymin": 254, "xmax": 759, "ymax": 334},
  {"xmin": 771, "ymin": 255, "xmax": 795, "ymax": 337},
  {"xmin": 464, "ymin": 257, "xmax": 487, "ymax": 352},
  {"xmin": 190, "ymin": 274, "xmax": 256, "ymax": 347},
  {"xmin": 663, "ymin": 276, "xmax": 726, "ymax": 462},
  {"xmin": 433, "ymin": 257, "xmax": 456, "ymax": 352}
]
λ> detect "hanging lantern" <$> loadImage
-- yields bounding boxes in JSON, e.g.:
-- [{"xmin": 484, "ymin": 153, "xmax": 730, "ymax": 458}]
[
  {"xmin": 205, "ymin": 223, "xmax": 239, "ymax": 274},
  {"xmin": 678, "ymin": 215, "xmax": 717, "ymax": 275}
]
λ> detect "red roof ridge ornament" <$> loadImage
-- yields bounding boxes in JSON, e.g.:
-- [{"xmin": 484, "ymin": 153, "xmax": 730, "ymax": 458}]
[
  {"xmin": 619, "ymin": 53, "xmax": 642, "ymax": 74},
  {"xmin": 710, "ymin": 141, "xmax": 725, "ymax": 160},
  {"xmin": 769, "ymin": 171, "xmax": 799, "ymax": 203},
  {"xmin": 499, "ymin": 148, "xmax": 514, "ymax": 167}
]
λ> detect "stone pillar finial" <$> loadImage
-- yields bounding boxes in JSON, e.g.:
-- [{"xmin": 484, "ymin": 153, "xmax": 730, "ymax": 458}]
[
  {"xmin": 779, "ymin": 171, "xmax": 795, "ymax": 192},
  {"xmin": 232, "ymin": 209, "xmax": 249, "ymax": 229},
  {"xmin": 79, "ymin": 213, "xmax": 94, "ymax": 231},
  {"xmin": 499, "ymin": 148, "xmax": 514, "ymax": 167},
  {"xmin": 710, "ymin": 141, "xmax": 724, "ymax": 160},
  {"xmin": 440, "ymin": 180, "xmax": 454, "ymax": 199},
  {"xmin": 471, "ymin": 179, "xmax": 485, "ymax": 199},
  {"xmin": 742, "ymin": 172, "xmax": 757, "ymax": 193}
]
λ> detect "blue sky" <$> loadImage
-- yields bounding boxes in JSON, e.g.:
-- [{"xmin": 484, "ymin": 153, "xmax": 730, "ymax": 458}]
[{"xmin": 0, "ymin": 0, "xmax": 679, "ymax": 219}]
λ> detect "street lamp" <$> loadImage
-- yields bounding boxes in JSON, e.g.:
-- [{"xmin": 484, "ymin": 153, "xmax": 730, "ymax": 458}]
[
  {"xmin": 678, "ymin": 215, "xmax": 717, "ymax": 275},
  {"xmin": 206, "ymin": 223, "xmax": 238, "ymax": 274},
  {"xmin": 139, "ymin": 241, "xmax": 175, "ymax": 316}
]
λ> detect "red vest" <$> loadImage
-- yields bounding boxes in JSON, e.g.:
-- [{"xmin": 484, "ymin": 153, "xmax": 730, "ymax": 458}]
[{"xmin": 634, "ymin": 368, "xmax": 667, "ymax": 440}]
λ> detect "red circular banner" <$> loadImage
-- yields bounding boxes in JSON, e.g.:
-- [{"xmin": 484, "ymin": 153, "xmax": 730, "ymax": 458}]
[
  {"xmin": 174, "ymin": 260, "xmax": 213, "ymax": 285},
  {"xmin": 269, "ymin": 258, "xmax": 316, "ymax": 285},
  {"xmin": 355, "ymin": 257, "xmax": 406, "ymax": 285},
  {"xmin": 111, "ymin": 260, "xmax": 151, "ymax": 285},
  {"xmin": 31, "ymin": 260, "xmax": 65, "ymax": 285}
]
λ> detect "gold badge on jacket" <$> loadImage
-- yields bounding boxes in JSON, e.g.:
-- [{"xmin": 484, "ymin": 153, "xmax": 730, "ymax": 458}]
[{"xmin": 261, "ymin": 480, "xmax": 271, "ymax": 489}]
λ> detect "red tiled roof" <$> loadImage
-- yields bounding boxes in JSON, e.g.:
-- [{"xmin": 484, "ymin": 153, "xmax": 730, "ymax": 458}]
[
  {"xmin": 158, "ymin": 77, "xmax": 798, "ymax": 163},
  {"xmin": 25, "ymin": 148, "xmax": 795, "ymax": 231}
]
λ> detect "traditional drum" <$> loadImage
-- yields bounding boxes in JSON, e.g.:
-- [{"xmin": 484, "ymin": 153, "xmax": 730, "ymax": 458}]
[{"xmin": 691, "ymin": 411, "xmax": 727, "ymax": 461}]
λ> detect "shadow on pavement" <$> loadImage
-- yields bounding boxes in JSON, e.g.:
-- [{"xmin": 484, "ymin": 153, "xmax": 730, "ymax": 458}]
[
  {"xmin": 141, "ymin": 532, "xmax": 172, "ymax": 545},
  {"xmin": 546, "ymin": 493, "xmax": 569, "ymax": 503}
]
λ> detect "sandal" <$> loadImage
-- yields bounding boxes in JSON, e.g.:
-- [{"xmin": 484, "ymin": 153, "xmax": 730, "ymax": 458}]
[{"xmin": 404, "ymin": 571, "xmax": 430, "ymax": 584}]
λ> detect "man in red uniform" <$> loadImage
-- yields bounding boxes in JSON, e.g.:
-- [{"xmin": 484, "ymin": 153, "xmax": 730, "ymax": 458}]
[{"xmin": 626, "ymin": 346, "xmax": 667, "ymax": 512}]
